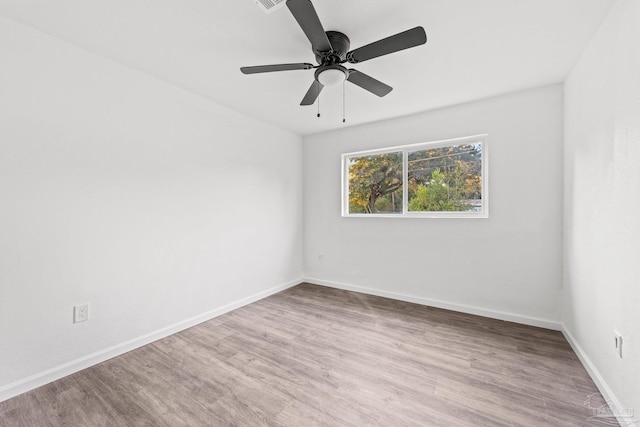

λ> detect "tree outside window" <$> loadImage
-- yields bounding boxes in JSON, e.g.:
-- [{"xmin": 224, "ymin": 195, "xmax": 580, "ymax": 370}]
[
  {"xmin": 348, "ymin": 152, "xmax": 403, "ymax": 214},
  {"xmin": 344, "ymin": 136, "xmax": 486, "ymax": 217}
]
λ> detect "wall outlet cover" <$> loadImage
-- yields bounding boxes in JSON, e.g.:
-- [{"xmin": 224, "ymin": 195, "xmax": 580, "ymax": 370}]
[
  {"xmin": 614, "ymin": 330, "xmax": 623, "ymax": 359},
  {"xmin": 74, "ymin": 303, "xmax": 89, "ymax": 323}
]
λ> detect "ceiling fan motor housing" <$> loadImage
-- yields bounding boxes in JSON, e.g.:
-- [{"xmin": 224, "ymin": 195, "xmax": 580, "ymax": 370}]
[{"xmin": 315, "ymin": 31, "xmax": 350, "ymax": 64}]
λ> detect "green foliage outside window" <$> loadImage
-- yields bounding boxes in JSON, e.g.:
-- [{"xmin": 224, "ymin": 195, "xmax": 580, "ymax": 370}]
[
  {"xmin": 407, "ymin": 168, "xmax": 471, "ymax": 212},
  {"xmin": 346, "ymin": 141, "xmax": 483, "ymax": 215},
  {"xmin": 348, "ymin": 152, "xmax": 402, "ymax": 214}
]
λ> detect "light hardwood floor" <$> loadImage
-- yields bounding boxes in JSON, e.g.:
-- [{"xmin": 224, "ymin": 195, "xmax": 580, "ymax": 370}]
[{"xmin": 0, "ymin": 283, "xmax": 616, "ymax": 426}]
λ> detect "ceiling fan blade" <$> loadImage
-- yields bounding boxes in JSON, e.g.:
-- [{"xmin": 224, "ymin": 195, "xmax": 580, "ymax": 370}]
[
  {"xmin": 346, "ymin": 26, "xmax": 427, "ymax": 64},
  {"xmin": 300, "ymin": 80, "xmax": 324, "ymax": 105},
  {"xmin": 346, "ymin": 70, "xmax": 393, "ymax": 97},
  {"xmin": 286, "ymin": 0, "xmax": 332, "ymax": 54},
  {"xmin": 240, "ymin": 63, "xmax": 314, "ymax": 74}
]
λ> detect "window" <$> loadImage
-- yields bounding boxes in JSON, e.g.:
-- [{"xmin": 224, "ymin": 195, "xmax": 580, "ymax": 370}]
[{"xmin": 342, "ymin": 135, "xmax": 487, "ymax": 217}]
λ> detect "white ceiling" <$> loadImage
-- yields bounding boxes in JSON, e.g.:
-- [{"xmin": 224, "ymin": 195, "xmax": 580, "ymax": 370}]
[{"xmin": 0, "ymin": 0, "xmax": 616, "ymax": 136}]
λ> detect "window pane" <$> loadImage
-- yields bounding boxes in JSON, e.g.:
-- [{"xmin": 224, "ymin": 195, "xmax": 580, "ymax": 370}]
[
  {"xmin": 407, "ymin": 143, "xmax": 482, "ymax": 212},
  {"xmin": 348, "ymin": 152, "xmax": 403, "ymax": 214}
]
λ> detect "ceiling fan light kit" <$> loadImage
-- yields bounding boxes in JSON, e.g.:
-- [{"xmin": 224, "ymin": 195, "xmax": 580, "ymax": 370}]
[
  {"xmin": 316, "ymin": 66, "xmax": 347, "ymax": 87},
  {"xmin": 241, "ymin": 0, "xmax": 427, "ymax": 115}
]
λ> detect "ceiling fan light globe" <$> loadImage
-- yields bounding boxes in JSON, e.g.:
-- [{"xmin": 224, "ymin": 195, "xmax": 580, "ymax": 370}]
[{"xmin": 317, "ymin": 68, "xmax": 346, "ymax": 87}]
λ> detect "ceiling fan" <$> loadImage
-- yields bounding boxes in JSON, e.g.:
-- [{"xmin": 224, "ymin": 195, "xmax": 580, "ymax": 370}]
[{"xmin": 240, "ymin": 0, "xmax": 427, "ymax": 106}]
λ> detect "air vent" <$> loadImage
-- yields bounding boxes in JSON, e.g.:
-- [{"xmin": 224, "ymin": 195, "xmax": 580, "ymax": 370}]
[{"xmin": 255, "ymin": 0, "xmax": 286, "ymax": 14}]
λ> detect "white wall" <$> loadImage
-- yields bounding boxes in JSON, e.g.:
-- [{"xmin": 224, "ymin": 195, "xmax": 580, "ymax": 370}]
[
  {"xmin": 0, "ymin": 17, "xmax": 303, "ymax": 399},
  {"xmin": 563, "ymin": 0, "xmax": 640, "ymax": 416},
  {"xmin": 304, "ymin": 85, "xmax": 564, "ymax": 326}
]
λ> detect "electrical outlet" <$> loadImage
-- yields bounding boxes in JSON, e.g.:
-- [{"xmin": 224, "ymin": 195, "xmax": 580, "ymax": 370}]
[
  {"xmin": 614, "ymin": 331, "xmax": 623, "ymax": 359},
  {"xmin": 74, "ymin": 303, "xmax": 89, "ymax": 323}
]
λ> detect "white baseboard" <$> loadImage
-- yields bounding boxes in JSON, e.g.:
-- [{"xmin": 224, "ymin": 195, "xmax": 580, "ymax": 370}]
[
  {"xmin": 562, "ymin": 327, "xmax": 638, "ymax": 427},
  {"xmin": 303, "ymin": 277, "xmax": 562, "ymax": 330},
  {"xmin": 0, "ymin": 277, "xmax": 302, "ymax": 403}
]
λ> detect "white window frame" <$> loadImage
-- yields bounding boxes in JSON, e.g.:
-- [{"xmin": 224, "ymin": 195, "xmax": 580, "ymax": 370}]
[{"xmin": 341, "ymin": 134, "xmax": 488, "ymax": 218}]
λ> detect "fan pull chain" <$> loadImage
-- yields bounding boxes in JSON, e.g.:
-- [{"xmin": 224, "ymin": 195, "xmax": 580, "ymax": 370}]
[
  {"xmin": 342, "ymin": 80, "xmax": 346, "ymax": 123},
  {"xmin": 316, "ymin": 81, "xmax": 321, "ymax": 118}
]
